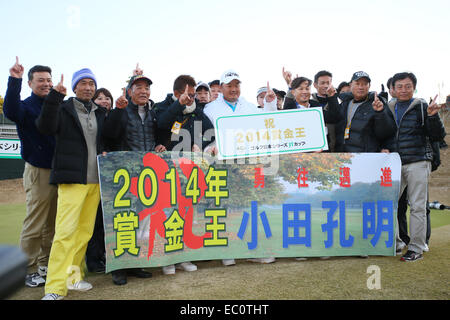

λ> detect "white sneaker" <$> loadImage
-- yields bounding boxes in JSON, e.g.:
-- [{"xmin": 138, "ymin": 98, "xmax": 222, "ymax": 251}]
[
  {"xmin": 295, "ymin": 257, "xmax": 308, "ymax": 261},
  {"xmin": 222, "ymin": 259, "xmax": 236, "ymax": 266},
  {"xmin": 320, "ymin": 256, "xmax": 330, "ymax": 260},
  {"xmin": 424, "ymin": 244, "xmax": 429, "ymax": 252},
  {"xmin": 162, "ymin": 265, "xmax": 176, "ymax": 275},
  {"xmin": 247, "ymin": 257, "xmax": 275, "ymax": 264},
  {"xmin": 25, "ymin": 273, "xmax": 45, "ymax": 287},
  {"xmin": 42, "ymin": 293, "xmax": 64, "ymax": 300},
  {"xmin": 176, "ymin": 262, "xmax": 197, "ymax": 272},
  {"xmin": 38, "ymin": 266, "xmax": 48, "ymax": 277},
  {"xmin": 67, "ymin": 280, "xmax": 92, "ymax": 291}
]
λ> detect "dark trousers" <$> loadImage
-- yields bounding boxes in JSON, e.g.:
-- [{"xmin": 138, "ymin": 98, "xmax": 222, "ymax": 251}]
[
  {"xmin": 85, "ymin": 203, "xmax": 106, "ymax": 271},
  {"xmin": 397, "ymin": 187, "xmax": 431, "ymax": 245}
]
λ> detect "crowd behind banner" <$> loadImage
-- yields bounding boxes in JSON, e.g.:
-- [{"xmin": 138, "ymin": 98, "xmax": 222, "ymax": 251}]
[{"xmin": 2, "ymin": 56, "xmax": 447, "ymax": 300}]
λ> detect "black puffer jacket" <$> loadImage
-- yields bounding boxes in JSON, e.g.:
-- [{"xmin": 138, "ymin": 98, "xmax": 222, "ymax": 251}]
[
  {"xmin": 335, "ymin": 92, "xmax": 397, "ymax": 152},
  {"xmin": 102, "ymin": 101, "xmax": 158, "ymax": 151},
  {"xmin": 384, "ymin": 98, "xmax": 446, "ymax": 165},
  {"xmin": 35, "ymin": 89, "xmax": 106, "ymax": 184},
  {"xmin": 154, "ymin": 94, "xmax": 214, "ymax": 151}
]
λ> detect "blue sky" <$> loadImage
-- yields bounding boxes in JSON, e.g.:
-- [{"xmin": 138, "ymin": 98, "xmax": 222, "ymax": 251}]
[{"xmin": 1, "ymin": 0, "xmax": 449, "ymax": 104}]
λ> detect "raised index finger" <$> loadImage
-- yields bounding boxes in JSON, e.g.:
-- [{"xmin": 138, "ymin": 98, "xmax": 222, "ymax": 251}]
[
  {"xmin": 15, "ymin": 56, "xmax": 19, "ymax": 65},
  {"xmin": 60, "ymin": 74, "xmax": 64, "ymax": 84}
]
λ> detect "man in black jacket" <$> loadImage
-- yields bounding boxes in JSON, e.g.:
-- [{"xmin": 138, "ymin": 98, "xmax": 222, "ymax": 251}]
[
  {"xmin": 153, "ymin": 75, "xmax": 215, "ymax": 275},
  {"xmin": 102, "ymin": 75, "xmax": 165, "ymax": 153},
  {"xmin": 102, "ymin": 74, "xmax": 165, "ymax": 285},
  {"xmin": 334, "ymin": 71, "xmax": 397, "ymax": 152},
  {"xmin": 36, "ymin": 69, "xmax": 106, "ymax": 300},
  {"xmin": 384, "ymin": 72, "xmax": 446, "ymax": 261},
  {"xmin": 154, "ymin": 75, "xmax": 215, "ymax": 153},
  {"xmin": 311, "ymin": 71, "xmax": 341, "ymax": 151}
]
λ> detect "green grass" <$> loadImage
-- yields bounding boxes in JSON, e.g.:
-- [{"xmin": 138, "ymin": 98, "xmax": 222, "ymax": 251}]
[
  {"xmin": 4, "ymin": 201, "xmax": 450, "ymax": 300},
  {"xmin": 0, "ymin": 203, "xmax": 25, "ymax": 245}
]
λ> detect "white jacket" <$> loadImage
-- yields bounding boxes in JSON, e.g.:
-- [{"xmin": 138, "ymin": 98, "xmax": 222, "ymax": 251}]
[{"xmin": 204, "ymin": 93, "xmax": 277, "ymax": 128}]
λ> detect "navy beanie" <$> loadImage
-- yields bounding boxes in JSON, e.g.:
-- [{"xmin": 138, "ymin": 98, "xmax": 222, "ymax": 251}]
[{"xmin": 72, "ymin": 68, "xmax": 97, "ymax": 92}]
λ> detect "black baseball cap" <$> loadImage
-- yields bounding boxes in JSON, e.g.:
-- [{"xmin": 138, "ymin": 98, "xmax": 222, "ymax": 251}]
[{"xmin": 351, "ymin": 71, "xmax": 371, "ymax": 83}]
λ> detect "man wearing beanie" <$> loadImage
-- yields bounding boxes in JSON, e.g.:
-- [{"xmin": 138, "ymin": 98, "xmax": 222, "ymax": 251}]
[{"xmin": 36, "ymin": 68, "xmax": 106, "ymax": 300}]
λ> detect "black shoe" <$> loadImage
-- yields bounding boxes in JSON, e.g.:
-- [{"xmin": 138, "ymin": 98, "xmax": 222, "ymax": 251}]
[
  {"xmin": 112, "ymin": 270, "xmax": 127, "ymax": 285},
  {"xmin": 126, "ymin": 268, "xmax": 152, "ymax": 278},
  {"xmin": 87, "ymin": 260, "xmax": 106, "ymax": 273},
  {"xmin": 400, "ymin": 250, "xmax": 423, "ymax": 262}
]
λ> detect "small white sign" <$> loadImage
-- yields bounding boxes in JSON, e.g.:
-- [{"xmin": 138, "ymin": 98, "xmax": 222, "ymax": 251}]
[
  {"xmin": 215, "ymin": 108, "xmax": 328, "ymax": 160},
  {"xmin": 0, "ymin": 139, "xmax": 21, "ymax": 158}
]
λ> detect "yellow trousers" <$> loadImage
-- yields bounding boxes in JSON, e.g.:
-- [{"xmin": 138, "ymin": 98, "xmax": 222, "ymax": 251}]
[{"xmin": 44, "ymin": 184, "xmax": 100, "ymax": 296}]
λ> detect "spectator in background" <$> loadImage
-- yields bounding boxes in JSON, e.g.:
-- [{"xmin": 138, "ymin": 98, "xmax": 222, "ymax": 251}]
[
  {"xmin": 273, "ymin": 88, "xmax": 286, "ymax": 110},
  {"xmin": 256, "ymin": 86, "xmax": 267, "ymax": 108},
  {"xmin": 337, "ymin": 81, "xmax": 351, "ymax": 95},
  {"xmin": 208, "ymin": 80, "xmax": 221, "ymax": 101},
  {"xmin": 195, "ymin": 81, "xmax": 211, "ymax": 104},
  {"xmin": 386, "ymin": 77, "xmax": 396, "ymax": 102},
  {"xmin": 37, "ymin": 68, "xmax": 106, "ymax": 300},
  {"xmin": 85, "ymin": 87, "xmax": 114, "ymax": 274},
  {"xmin": 93, "ymin": 87, "xmax": 113, "ymax": 114},
  {"xmin": 3, "ymin": 57, "xmax": 57, "ymax": 288}
]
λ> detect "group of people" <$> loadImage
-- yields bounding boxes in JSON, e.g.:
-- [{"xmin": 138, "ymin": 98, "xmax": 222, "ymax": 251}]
[{"xmin": 3, "ymin": 56, "xmax": 446, "ymax": 300}]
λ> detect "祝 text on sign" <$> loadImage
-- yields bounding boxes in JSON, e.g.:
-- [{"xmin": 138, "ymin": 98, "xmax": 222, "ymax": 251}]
[
  {"xmin": 214, "ymin": 108, "xmax": 329, "ymax": 160},
  {"xmin": 98, "ymin": 152, "xmax": 401, "ymax": 273}
]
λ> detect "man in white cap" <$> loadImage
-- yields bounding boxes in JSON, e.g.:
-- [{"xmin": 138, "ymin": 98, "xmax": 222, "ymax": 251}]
[
  {"xmin": 204, "ymin": 69, "xmax": 277, "ymax": 127},
  {"xmin": 256, "ymin": 86, "xmax": 268, "ymax": 108},
  {"xmin": 195, "ymin": 81, "xmax": 211, "ymax": 104},
  {"xmin": 203, "ymin": 70, "xmax": 277, "ymax": 266}
]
